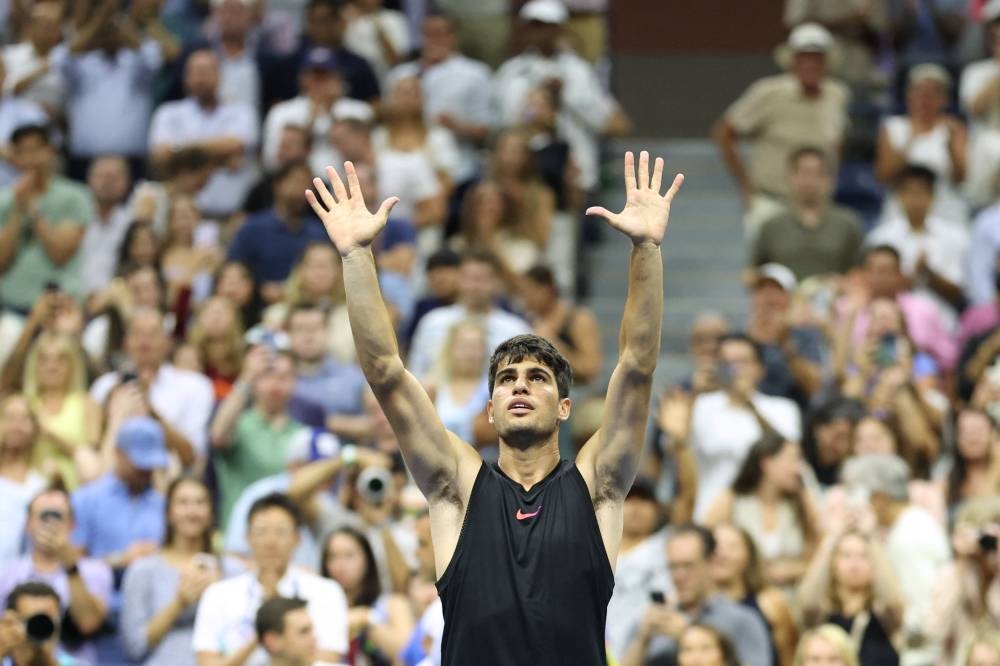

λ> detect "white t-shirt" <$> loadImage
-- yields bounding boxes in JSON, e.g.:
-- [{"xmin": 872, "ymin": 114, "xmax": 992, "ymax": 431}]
[
  {"xmin": 690, "ymin": 390, "xmax": 802, "ymax": 520},
  {"xmin": 960, "ymin": 58, "xmax": 1000, "ymax": 130},
  {"xmin": 192, "ymin": 568, "xmax": 348, "ymax": 665},
  {"xmin": 343, "ymin": 9, "xmax": 411, "ymax": 85},
  {"xmin": 371, "ymin": 138, "xmax": 442, "ymax": 224},
  {"xmin": 886, "ymin": 506, "xmax": 951, "ymax": 647},
  {"xmin": 606, "ymin": 530, "xmax": 672, "ymax": 662}
]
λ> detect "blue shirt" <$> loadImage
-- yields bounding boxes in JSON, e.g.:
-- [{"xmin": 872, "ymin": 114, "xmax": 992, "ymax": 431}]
[
  {"xmin": 70, "ymin": 474, "xmax": 165, "ymax": 559},
  {"xmin": 293, "ymin": 356, "xmax": 367, "ymax": 420},
  {"xmin": 226, "ymin": 208, "xmax": 328, "ymax": 284}
]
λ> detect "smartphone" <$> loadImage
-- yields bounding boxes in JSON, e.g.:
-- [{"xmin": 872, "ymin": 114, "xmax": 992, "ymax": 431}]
[
  {"xmin": 874, "ymin": 334, "xmax": 898, "ymax": 367},
  {"xmin": 39, "ymin": 510, "xmax": 64, "ymax": 524},
  {"xmin": 121, "ymin": 371, "xmax": 139, "ymax": 384},
  {"xmin": 43, "ymin": 281, "xmax": 60, "ymax": 293},
  {"xmin": 649, "ymin": 591, "xmax": 666, "ymax": 605}
]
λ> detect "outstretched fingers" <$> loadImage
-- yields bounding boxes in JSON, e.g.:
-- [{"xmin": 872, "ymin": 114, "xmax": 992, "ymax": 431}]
[
  {"xmin": 650, "ymin": 157, "xmax": 664, "ymax": 193},
  {"xmin": 637, "ymin": 151, "xmax": 649, "ymax": 190},
  {"xmin": 623, "ymin": 151, "xmax": 637, "ymax": 193},
  {"xmin": 375, "ymin": 196, "xmax": 400, "ymax": 220},
  {"xmin": 304, "ymin": 188, "xmax": 326, "ymax": 217},
  {"xmin": 663, "ymin": 174, "xmax": 685, "ymax": 203},
  {"xmin": 310, "ymin": 177, "xmax": 335, "ymax": 211},
  {"xmin": 326, "ymin": 165, "xmax": 348, "ymax": 202},
  {"xmin": 585, "ymin": 205, "xmax": 617, "ymax": 223},
  {"xmin": 345, "ymin": 161, "xmax": 364, "ymax": 201}
]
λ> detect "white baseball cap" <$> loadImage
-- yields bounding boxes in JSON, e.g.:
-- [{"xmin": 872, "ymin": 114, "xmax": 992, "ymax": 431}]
[
  {"xmin": 755, "ymin": 263, "xmax": 798, "ymax": 292},
  {"xmin": 908, "ymin": 62, "xmax": 951, "ymax": 88},
  {"xmin": 332, "ymin": 99, "xmax": 375, "ymax": 124},
  {"xmin": 520, "ymin": 0, "xmax": 568, "ymax": 25}
]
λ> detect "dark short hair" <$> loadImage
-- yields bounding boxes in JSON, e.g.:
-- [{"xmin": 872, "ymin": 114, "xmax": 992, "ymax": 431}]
[
  {"xmin": 426, "ymin": 248, "xmax": 461, "ymax": 272},
  {"xmin": 27, "ymin": 487, "xmax": 73, "ymax": 521},
  {"xmin": 669, "ymin": 523, "xmax": 716, "ymax": 559},
  {"xmin": 862, "ymin": 244, "xmax": 902, "ymax": 267},
  {"xmin": 167, "ymin": 147, "xmax": 211, "ymax": 177},
  {"xmin": 680, "ymin": 624, "xmax": 741, "ymax": 666},
  {"xmin": 285, "ymin": 301, "xmax": 328, "ymax": 328},
  {"xmin": 307, "ymin": 0, "xmax": 344, "ymax": 16},
  {"xmin": 524, "ymin": 265, "xmax": 559, "ymax": 294},
  {"xmin": 255, "ymin": 596, "xmax": 308, "ymax": 643},
  {"xmin": 10, "ymin": 124, "xmax": 51, "ymax": 146},
  {"xmin": 718, "ymin": 332, "xmax": 764, "ymax": 365},
  {"xmin": 272, "ymin": 160, "xmax": 312, "ymax": 186},
  {"xmin": 460, "ymin": 248, "xmax": 502, "ymax": 274},
  {"xmin": 488, "ymin": 334, "xmax": 573, "ymax": 399},
  {"xmin": 894, "ymin": 163, "xmax": 937, "ymax": 191},
  {"xmin": 787, "ymin": 145, "xmax": 829, "ymax": 172},
  {"xmin": 247, "ymin": 493, "xmax": 302, "ymax": 529},
  {"xmin": 279, "ymin": 124, "xmax": 313, "ymax": 151},
  {"xmin": 6, "ymin": 581, "xmax": 60, "ymax": 611}
]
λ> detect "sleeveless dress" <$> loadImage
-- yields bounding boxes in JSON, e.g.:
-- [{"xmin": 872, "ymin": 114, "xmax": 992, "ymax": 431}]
[
  {"xmin": 731, "ymin": 494, "xmax": 806, "ymax": 564},
  {"xmin": 31, "ymin": 393, "xmax": 89, "ymax": 490},
  {"xmin": 434, "ymin": 379, "xmax": 489, "ymax": 443},
  {"xmin": 437, "ymin": 460, "xmax": 614, "ymax": 666}
]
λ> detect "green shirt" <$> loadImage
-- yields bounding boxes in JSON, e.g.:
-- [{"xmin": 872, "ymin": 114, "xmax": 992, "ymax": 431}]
[
  {"xmin": 214, "ymin": 408, "xmax": 304, "ymax": 529},
  {"xmin": 0, "ymin": 176, "xmax": 93, "ymax": 309},
  {"xmin": 750, "ymin": 205, "xmax": 864, "ymax": 281}
]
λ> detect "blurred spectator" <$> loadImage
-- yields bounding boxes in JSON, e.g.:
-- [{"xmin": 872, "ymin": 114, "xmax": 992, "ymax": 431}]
[
  {"xmin": 80, "ymin": 156, "xmax": 132, "ymax": 297},
  {"xmin": 797, "ymin": 527, "xmax": 904, "ymax": 666},
  {"xmin": 678, "ymin": 311, "xmax": 731, "ymax": 395},
  {"xmin": 926, "ymin": 497, "xmax": 1000, "ymax": 665},
  {"xmin": 209, "ymin": 348, "xmax": 305, "ymax": 528},
  {"xmin": 388, "ymin": 12, "xmax": 493, "ymax": 190},
  {"xmin": 61, "ymin": 0, "xmax": 166, "ymax": 180},
  {"xmin": 160, "ymin": 195, "xmax": 222, "ymax": 310},
  {"xmin": 226, "ymin": 161, "xmax": 327, "ymax": 303},
  {"xmin": 0, "ymin": 56, "xmax": 46, "ymax": 188},
  {"xmin": 403, "ymin": 248, "xmax": 460, "ymax": 347},
  {"xmin": 129, "ymin": 147, "xmax": 213, "ymax": 236},
  {"xmin": 606, "ymin": 478, "xmax": 672, "ymax": 663},
  {"xmin": 620, "ymin": 524, "xmax": 772, "ymax": 666},
  {"xmin": 432, "ymin": 0, "xmax": 508, "ymax": 69},
  {"xmin": 0, "ymin": 488, "xmax": 112, "ymax": 664},
  {"xmin": 185, "ymin": 296, "xmax": 245, "ymax": 399},
  {"xmin": 495, "ymin": 0, "xmax": 619, "ymax": 193},
  {"xmin": 321, "ymin": 526, "xmax": 414, "ymax": 664},
  {"xmin": 247, "ymin": 126, "xmax": 312, "ymax": 215},
  {"xmin": 711, "ymin": 523, "xmax": 798, "ymax": 666},
  {"xmin": 688, "ymin": 333, "xmax": 802, "ymax": 520},
  {"xmin": 676, "ymin": 623, "xmax": 741, "ymax": 666},
  {"xmin": 214, "ymin": 259, "xmax": 265, "ymax": 329},
  {"xmin": 120, "ymin": 477, "xmax": 240, "ymax": 666},
  {"xmin": 792, "ymin": 624, "xmax": 860, "ymax": 666},
  {"xmin": 802, "ymin": 397, "xmax": 865, "ymax": 488},
  {"xmin": 205, "ymin": 0, "xmax": 262, "ymax": 110},
  {"xmin": 940, "ymin": 408, "xmax": 1000, "ymax": 518},
  {"xmin": 149, "ymin": 48, "xmax": 259, "ymax": 218},
  {"xmin": 424, "ymin": 319, "xmax": 488, "ymax": 444},
  {"xmin": 192, "ymin": 492, "xmax": 349, "ymax": 665},
  {"xmin": 286, "ymin": 303, "xmax": 369, "ymax": 441},
  {"xmin": 888, "ymin": 0, "xmax": 963, "ymax": 78},
  {"xmin": 342, "ymin": 0, "xmax": 410, "ymax": 86},
  {"xmin": 713, "ymin": 23, "xmax": 849, "ymax": 237},
  {"xmin": 261, "ymin": 47, "xmax": 343, "ymax": 173},
  {"xmin": 749, "ymin": 147, "xmax": 864, "ymax": 282},
  {"xmin": 256, "ymin": 596, "xmax": 318, "ymax": 666},
  {"xmin": 407, "ymin": 250, "xmax": 529, "ymax": 380},
  {"xmin": 520, "ymin": 264, "xmax": 601, "ymax": 385},
  {"xmin": 1, "ymin": 1, "xmax": 67, "ymax": 117},
  {"xmin": 705, "ymin": 432, "xmax": 819, "ymax": 589},
  {"xmin": 867, "ymin": 165, "xmax": 968, "ymax": 321},
  {"xmin": 23, "ymin": 332, "xmax": 102, "ymax": 490},
  {"xmin": 1, "ymin": 290, "xmax": 85, "ymax": 392},
  {"xmin": 962, "ymin": 632, "xmax": 1000, "ymax": 666},
  {"xmin": 783, "ymin": 0, "xmax": 886, "ymax": 87},
  {"xmin": 0, "ymin": 581, "xmax": 88, "ymax": 666},
  {"xmin": 875, "ymin": 64, "xmax": 968, "ymax": 226},
  {"xmin": 0, "ymin": 124, "xmax": 91, "ymax": 312},
  {"xmin": 960, "ymin": 4, "xmax": 1000, "ymax": 208},
  {"xmin": 0, "ymin": 395, "xmax": 48, "ymax": 564}
]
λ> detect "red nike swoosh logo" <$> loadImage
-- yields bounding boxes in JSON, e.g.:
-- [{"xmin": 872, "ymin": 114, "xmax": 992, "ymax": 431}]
[{"xmin": 515, "ymin": 506, "xmax": 542, "ymax": 520}]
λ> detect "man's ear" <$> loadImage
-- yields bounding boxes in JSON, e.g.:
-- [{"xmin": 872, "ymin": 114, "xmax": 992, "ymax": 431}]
[
  {"xmin": 558, "ymin": 397, "xmax": 572, "ymax": 421},
  {"xmin": 261, "ymin": 631, "xmax": 280, "ymax": 656},
  {"xmin": 486, "ymin": 400, "xmax": 494, "ymax": 423}
]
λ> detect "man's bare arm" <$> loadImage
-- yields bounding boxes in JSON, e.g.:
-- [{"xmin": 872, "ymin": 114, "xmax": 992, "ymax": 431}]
[
  {"xmin": 577, "ymin": 152, "xmax": 683, "ymax": 500},
  {"xmin": 306, "ymin": 163, "xmax": 479, "ymax": 500}
]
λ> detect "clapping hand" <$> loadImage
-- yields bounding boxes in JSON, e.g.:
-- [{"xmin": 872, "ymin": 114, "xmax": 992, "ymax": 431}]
[
  {"xmin": 305, "ymin": 163, "xmax": 399, "ymax": 257},
  {"xmin": 586, "ymin": 151, "xmax": 684, "ymax": 247}
]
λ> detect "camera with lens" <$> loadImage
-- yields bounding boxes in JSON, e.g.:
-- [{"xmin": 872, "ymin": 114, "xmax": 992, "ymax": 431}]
[
  {"xmin": 24, "ymin": 614, "xmax": 56, "ymax": 645},
  {"xmin": 357, "ymin": 467, "xmax": 392, "ymax": 506},
  {"xmin": 979, "ymin": 531, "xmax": 999, "ymax": 553}
]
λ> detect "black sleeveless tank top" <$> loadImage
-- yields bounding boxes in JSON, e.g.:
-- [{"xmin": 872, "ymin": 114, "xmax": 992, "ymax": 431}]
[{"xmin": 436, "ymin": 460, "xmax": 615, "ymax": 666}]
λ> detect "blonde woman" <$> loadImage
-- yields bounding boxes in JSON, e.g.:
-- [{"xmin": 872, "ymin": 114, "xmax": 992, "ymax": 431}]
[
  {"xmin": 0, "ymin": 395, "xmax": 49, "ymax": 562},
  {"xmin": 23, "ymin": 332, "xmax": 102, "ymax": 489},
  {"xmin": 186, "ymin": 296, "xmax": 245, "ymax": 401},
  {"xmin": 793, "ymin": 625, "xmax": 860, "ymax": 666},
  {"xmin": 427, "ymin": 319, "xmax": 489, "ymax": 445}
]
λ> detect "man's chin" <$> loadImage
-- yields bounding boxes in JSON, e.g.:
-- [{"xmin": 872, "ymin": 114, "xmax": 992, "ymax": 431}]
[{"xmin": 497, "ymin": 420, "xmax": 558, "ymax": 450}]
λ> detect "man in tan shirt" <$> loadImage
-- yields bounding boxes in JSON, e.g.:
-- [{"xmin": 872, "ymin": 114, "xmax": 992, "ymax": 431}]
[{"xmin": 713, "ymin": 23, "xmax": 850, "ymax": 240}]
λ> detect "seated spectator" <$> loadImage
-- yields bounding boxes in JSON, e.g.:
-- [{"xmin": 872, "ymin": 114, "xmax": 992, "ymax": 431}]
[
  {"xmin": 248, "ymin": 125, "xmax": 313, "ymax": 214},
  {"xmin": 688, "ymin": 333, "xmax": 802, "ymax": 520},
  {"xmin": 711, "ymin": 523, "xmax": 797, "ymax": 666},
  {"xmin": 797, "ymin": 526, "xmax": 904, "ymax": 666},
  {"xmin": 676, "ymin": 624, "xmax": 741, "ymax": 666},
  {"xmin": 712, "ymin": 23, "xmax": 849, "ymax": 237},
  {"xmin": 750, "ymin": 147, "xmax": 863, "ymax": 282},
  {"xmin": 1, "ymin": 1, "xmax": 66, "ymax": 117},
  {"xmin": 285, "ymin": 303, "xmax": 369, "ymax": 441},
  {"xmin": 407, "ymin": 250, "xmax": 530, "ymax": 380},
  {"xmin": 226, "ymin": 161, "xmax": 328, "ymax": 304},
  {"xmin": 214, "ymin": 259, "xmax": 265, "ymax": 329},
  {"xmin": 518, "ymin": 85, "xmax": 584, "ymax": 215},
  {"xmin": 149, "ymin": 48, "xmax": 259, "ymax": 218},
  {"xmin": 256, "ymin": 596, "xmax": 318, "ymax": 666},
  {"xmin": 321, "ymin": 527, "xmax": 414, "ymax": 663},
  {"xmin": 0, "ymin": 124, "xmax": 91, "ymax": 312},
  {"xmin": 705, "ymin": 432, "xmax": 818, "ymax": 588},
  {"xmin": 342, "ymin": 0, "xmax": 409, "ymax": 86},
  {"xmin": 80, "ymin": 156, "xmax": 132, "ymax": 298},
  {"xmin": 403, "ymin": 248, "xmax": 460, "ymax": 347},
  {"xmin": 0, "ymin": 488, "xmax": 112, "ymax": 665},
  {"xmin": 867, "ymin": 165, "xmax": 968, "ymax": 321},
  {"xmin": 875, "ymin": 64, "xmax": 968, "ymax": 226},
  {"xmin": 0, "ymin": 395, "xmax": 48, "ymax": 564},
  {"xmin": 120, "ymin": 476, "xmax": 242, "ymax": 666},
  {"xmin": 23, "ymin": 332, "xmax": 102, "ymax": 489},
  {"xmin": 887, "ymin": 2, "xmax": 963, "ymax": 83},
  {"xmin": 792, "ymin": 624, "xmax": 859, "ymax": 666},
  {"xmin": 783, "ymin": 0, "xmax": 882, "ymax": 87},
  {"xmin": 0, "ymin": 581, "xmax": 89, "ymax": 666},
  {"xmin": 940, "ymin": 408, "xmax": 1000, "ymax": 518},
  {"xmin": 926, "ymin": 496, "xmax": 1000, "ymax": 665},
  {"xmin": 606, "ymin": 478, "xmax": 672, "ymax": 663},
  {"xmin": 620, "ymin": 524, "xmax": 772, "ymax": 666},
  {"xmin": 1, "ymin": 290, "xmax": 86, "ymax": 392},
  {"xmin": 90, "ymin": 308, "xmax": 212, "ymax": 464},
  {"xmin": 193, "ymin": 493, "xmax": 348, "ymax": 665},
  {"xmin": 0, "ymin": 56, "xmax": 46, "ymax": 188},
  {"xmin": 678, "ymin": 311, "xmax": 731, "ymax": 395},
  {"xmin": 159, "ymin": 195, "xmax": 222, "ymax": 310},
  {"xmin": 128, "ymin": 148, "xmax": 213, "ymax": 236},
  {"xmin": 185, "ymin": 296, "xmax": 245, "ymax": 401},
  {"xmin": 425, "ymin": 320, "xmax": 489, "ymax": 445},
  {"xmin": 203, "ymin": 0, "xmax": 262, "ymax": 110},
  {"xmin": 801, "ymin": 397, "xmax": 864, "ymax": 488}
]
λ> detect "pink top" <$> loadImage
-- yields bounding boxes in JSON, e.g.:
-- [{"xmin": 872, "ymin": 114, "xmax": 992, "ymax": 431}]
[
  {"xmin": 843, "ymin": 292, "xmax": 959, "ymax": 371},
  {"xmin": 957, "ymin": 302, "xmax": 999, "ymax": 351}
]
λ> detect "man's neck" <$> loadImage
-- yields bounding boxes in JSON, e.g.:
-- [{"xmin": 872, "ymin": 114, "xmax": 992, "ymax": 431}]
[
  {"xmin": 31, "ymin": 549, "xmax": 61, "ymax": 572},
  {"xmin": 422, "ymin": 52, "xmax": 452, "ymax": 68},
  {"xmin": 795, "ymin": 202, "xmax": 824, "ymax": 228},
  {"xmin": 220, "ymin": 35, "xmax": 246, "ymax": 56},
  {"xmin": 679, "ymin": 593, "xmax": 709, "ymax": 616},
  {"xmin": 195, "ymin": 95, "xmax": 219, "ymax": 112},
  {"xmin": 459, "ymin": 300, "xmax": 492, "ymax": 316},
  {"xmin": 619, "ymin": 531, "xmax": 647, "ymax": 553},
  {"xmin": 800, "ymin": 81, "xmax": 822, "ymax": 99},
  {"xmin": 883, "ymin": 500, "xmax": 906, "ymax": 527},
  {"xmin": 96, "ymin": 201, "xmax": 118, "ymax": 222},
  {"xmin": 718, "ymin": 578, "xmax": 746, "ymax": 602},
  {"xmin": 296, "ymin": 356, "xmax": 326, "ymax": 375},
  {"xmin": 269, "ymin": 655, "xmax": 307, "ymax": 666},
  {"xmin": 497, "ymin": 439, "xmax": 560, "ymax": 491},
  {"xmin": 907, "ymin": 214, "xmax": 928, "ymax": 232}
]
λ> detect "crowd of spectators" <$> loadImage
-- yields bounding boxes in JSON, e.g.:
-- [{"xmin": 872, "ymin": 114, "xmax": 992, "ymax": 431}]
[{"xmin": 0, "ymin": 1, "xmax": 997, "ymax": 666}]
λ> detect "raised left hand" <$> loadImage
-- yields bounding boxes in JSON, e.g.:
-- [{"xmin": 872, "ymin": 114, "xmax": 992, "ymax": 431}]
[{"xmin": 586, "ymin": 151, "xmax": 683, "ymax": 246}]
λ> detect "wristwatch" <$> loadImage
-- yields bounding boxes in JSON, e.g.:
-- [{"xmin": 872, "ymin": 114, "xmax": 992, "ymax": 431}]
[{"xmin": 64, "ymin": 562, "xmax": 80, "ymax": 577}]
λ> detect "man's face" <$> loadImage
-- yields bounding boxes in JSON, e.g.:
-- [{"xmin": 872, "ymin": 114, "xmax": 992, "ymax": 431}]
[
  {"xmin": 622, "ymin": 496, "xmax": 658, "ymax": 539},
  {"xmin": 274, "ymin": 166, "xmax": 312, "ymax": 214},
  {"xmin": 287, "ymin": 310, "xmax": 327, "ymax": 363},
  {"xmin": 717, "ymin": 339, "xmax": 762, "ymax": 390},
  {"xmin": 12, "ymin": 595, "xmax": 60, "ymax": 648},
  {"xmin": 27, "ymin": 492, "xmax": 72, "ymax": 552},
  {"xmin": 896, "ymin": 179, "xmax": 934, "ymax": 227},
  {"xmin": 276, "ymin": 128, "xmax": 311, "ymax": 167},
  {"xmin": 28, "ymin": 2, "xmax": 63, "ymax": 51},
  {"xmin": 300, "ymin": 69, "xmax": 342, "ymax": 103},
  {"xmin": 117, "ymin": 450, "xmax": 155, "ymax": 494},
  {"xmin": 751, "ymin": 281, "xmax": 790, "ymax": 318},
  {"xmin": 247, "ymin": 507, "xmax": 299, "ymax": 571},
  {"xmin": 458, "ymin": 260, "xmax": 497, "ymax": 310},
  {"xmin": 185, "ymin": 51, "xmax": 220, "ymax": 102},
  {"xmin": 330, "ymin": 121, "xmax": 371, "ymax": 163},
  {"xmin": 788, "ymin": 154, "xmax": 830, "ymax": 207},
  {"xmin": 792, "ymin": 51, "xmax": 827, "ymax": 89},
  {"xmin": 11, "ymin": 135, "xmax": 54, "ymax": 175},
  {"xmin": 87, "ymin": 157, "xmax": 130, "ymax": 207},
  {"xmin": 487, "ymin": 358, "xmax": 569, "ymax": 449},
  {"xmin": 305, "ymin": 4, "xmax": 343, "ymax": 47},
  {"xmin": 214, "ymin": 0, "xmax": 253, "ymax": 41},
  {"xmin": 269, "ymin": 608, "xmax": 316, "ymax": 665},
  {"xmin": 254, "ymin": 355, "xmax": 298, "ymax": 411},
  {"xmin": 863, "ymin": 252, "xmax": 902, "ymax": 299},
  {"xmin": 688, "ymin": 317, "xmax": 727, "ymax": 362},
  {"xmin": 667, "ymin": 533, "xmax": 710, "ymax": 608},
  {"xmin": 125, "ymin": 311, "xmax": 167, "ymax": 368},
  {"xmin": 524, "ymin": 21, "xmax": 560, "ymax": 54},
  {"xmin": 426, "ymin": 265, "xmax": 459, "ymax": 300},
  {"xmin": 422, "ymin": 16, "xmax": 456, "ymax": 63}
]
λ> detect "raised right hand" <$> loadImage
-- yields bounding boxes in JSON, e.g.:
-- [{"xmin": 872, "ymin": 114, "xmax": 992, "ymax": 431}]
[
  {"xmin": 0, "ymin": 613, "xmax": 26, "ymax": 657},
  {"xmin": 305, "ymin": 163, "xmax": 399, "ymax": 258}
]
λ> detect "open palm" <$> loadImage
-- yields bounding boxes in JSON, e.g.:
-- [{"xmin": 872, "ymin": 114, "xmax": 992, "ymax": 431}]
[
  {"xmin": 587, "ymin": 151, "xmax": 684, "ymax": 245},
  {"xmin": 304, "ymin": 163, "xmax": 399, "ymax": 256}
]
